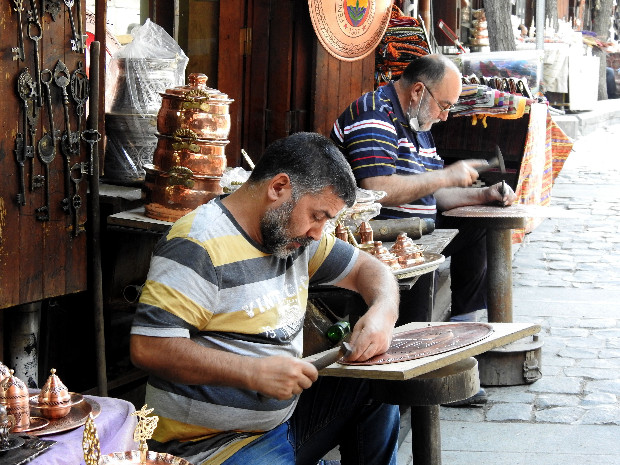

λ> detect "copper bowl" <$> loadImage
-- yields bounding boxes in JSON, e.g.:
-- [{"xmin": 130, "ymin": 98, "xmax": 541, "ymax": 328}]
[
  {"xmin": 143, "ymin": 164, "xmax": 223, "ymax": 222},
  {"xmin": 152, "ymin": 131, "xmax": 228, "ymax": 177},
  {"xmin": 157, "ymin": 73, "xmax": 233, "ymax": 140}
]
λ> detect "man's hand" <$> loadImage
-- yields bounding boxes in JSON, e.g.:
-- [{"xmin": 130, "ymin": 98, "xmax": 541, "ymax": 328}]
[
  {"xmin": 442, "ymin": 159, "xmax": 487, "ymax": 187},
  {"xmin": 251, "ymin": 356, "xmax": 318, "ymax": 400},
  {"xmin": 485, "ymin": 181, "xmax": 517, "ymax": 206},
  {"xmin": 347, "ymin": 310, "xmax": 395, "ymax": 362}
]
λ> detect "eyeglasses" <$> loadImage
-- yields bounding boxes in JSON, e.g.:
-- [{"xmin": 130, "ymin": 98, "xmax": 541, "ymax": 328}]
[{"xmin": 422, "ymin": 83, "xmax": 455, "ymax": 113}]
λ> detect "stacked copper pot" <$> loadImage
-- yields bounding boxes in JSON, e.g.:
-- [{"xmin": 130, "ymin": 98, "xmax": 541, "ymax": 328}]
[{"xmin": 143, "ymin": 73, "xmax": 233, "ymax": 222}]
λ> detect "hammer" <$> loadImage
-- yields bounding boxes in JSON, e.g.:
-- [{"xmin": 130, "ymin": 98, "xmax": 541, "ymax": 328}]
[{"xmin": 311, "ymin": 342, "xmax": 353, "ymax": 370}]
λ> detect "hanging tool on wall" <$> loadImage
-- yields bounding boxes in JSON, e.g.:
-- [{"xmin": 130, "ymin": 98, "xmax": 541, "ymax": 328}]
[
  {"xmin": 11, "ymin": 0, "xmax": 26, "ymax": 61},
  {"xmin": 62, "ymin": 0, "xmax": 82, "ymax": 53},
  {"xmin": 16, "ymin": 69, "xmax": 37, "ymax": 206},
  {"xmin": 71, "ymin": 61, "xmax": 89, "ymax": 136},
  {"xmin": 27, "ymin": 0, "xmax": 43, "ymax": 107},
  {"xmin": 36, "ymin": 70, "xmax": 59, "ymax": 221}
]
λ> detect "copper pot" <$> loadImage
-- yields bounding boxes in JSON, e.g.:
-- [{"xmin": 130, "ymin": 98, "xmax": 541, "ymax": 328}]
[
  {"xmin": 152, "ymin": 131, "xmax": 228, "ymax": 177},
  {"xmin": 0, "ymin": 370, "xmax": 29, "ymax": 432},
  {"xmin": 143, "ymin": 164, "xmax": 223, "ymax": 222},
  {"xmin": 157, "ymin": 73, "xmax": 233, "ymax": 140}
]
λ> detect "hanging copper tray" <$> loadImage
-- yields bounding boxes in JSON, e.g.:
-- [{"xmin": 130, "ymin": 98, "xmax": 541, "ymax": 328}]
[
  {"xmin": 27, "ymin": 397, "xmax": 101, "ymax": 436},
  {"xmin": 308, "ymin": 0, "xmax": 393, "ymax": 61},
  {"xmin": 339, "ymin": 323, "xmax": 494, "ymax": 365}
]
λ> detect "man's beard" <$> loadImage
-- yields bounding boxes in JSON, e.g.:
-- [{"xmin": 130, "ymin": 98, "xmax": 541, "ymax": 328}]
[
  {"xmin": 416, "ymin": 99, "xmax": 440, "ymax": 132},
  {"xmin": 260, "ymin": 198, "xmax": 314, "ymax": 258}
]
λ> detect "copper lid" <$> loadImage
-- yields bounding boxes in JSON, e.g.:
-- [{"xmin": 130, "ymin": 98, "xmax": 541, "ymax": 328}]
[
  {"xmin": 39, "ymin": 369, "xmax": 71, "ymax": 406},
  {"xmin": 359, "ymin": 221, "xmax": 374, "ymax": 243},
  {"xmin": 0, "ymin": 362, "xmax": 9, "ymax": 384},
  {"xmin": 161, "ymin": 73, "xmax": 232, "ymax": 102},
  {"xmin": 0, "ymin": 370, "xmax": 29, "ymax": 405}
]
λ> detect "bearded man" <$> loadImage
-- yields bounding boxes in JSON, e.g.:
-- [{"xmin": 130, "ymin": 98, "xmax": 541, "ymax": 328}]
[{"xmin": 130, "ymin": 132, "xmax": 401, "ymax": 464}]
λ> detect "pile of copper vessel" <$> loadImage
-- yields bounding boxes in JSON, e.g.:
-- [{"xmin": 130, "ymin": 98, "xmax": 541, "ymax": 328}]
[{"xmin": 143, "ymin": 73, "xmax": 233, "ymax": 222}]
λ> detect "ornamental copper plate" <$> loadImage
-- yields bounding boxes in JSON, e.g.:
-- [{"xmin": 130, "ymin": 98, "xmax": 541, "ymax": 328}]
[
  {"xmin": 393, "ymin": 252, "xmax": 445, "ymax": 280},
  {"xmin": 340, "ymin": 323, "xmax": 493, "ymax": 365},
  {"xmin": 308, "ymin": 0, "xmax": 393, "ymax": 61},
  {"xmin": 28, "ymin": 397, "xmax": 101, "ymax": 436}
]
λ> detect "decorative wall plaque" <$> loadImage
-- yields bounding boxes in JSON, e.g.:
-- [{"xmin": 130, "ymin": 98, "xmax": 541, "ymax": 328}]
[{"xmin": 308, "ymin": 0, "xmax": 393, "ymax": 61}]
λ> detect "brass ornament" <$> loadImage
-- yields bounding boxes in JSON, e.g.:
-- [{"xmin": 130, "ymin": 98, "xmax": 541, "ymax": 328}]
[
  {"xmin": 131, "ymin": 405, "xmax": 159, "ymax": 464},
  {"xmin": 82, "ymin": 413, "xmax": 100, "ymax": 465}
]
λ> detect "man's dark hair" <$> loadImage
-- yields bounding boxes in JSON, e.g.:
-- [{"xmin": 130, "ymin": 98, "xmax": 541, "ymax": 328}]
[
  {"xmin": 400, "ymin": 54, "xmax": 458, "ymax": 87},
  {"xmin": 248, "ymin": 132, "xmax": 357, "ymax": 208}
]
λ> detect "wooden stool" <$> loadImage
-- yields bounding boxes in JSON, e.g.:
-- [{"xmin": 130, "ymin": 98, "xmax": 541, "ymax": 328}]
[{"xmin": 370, "ymin": 357, "xmax": 480, "ymax": 465}]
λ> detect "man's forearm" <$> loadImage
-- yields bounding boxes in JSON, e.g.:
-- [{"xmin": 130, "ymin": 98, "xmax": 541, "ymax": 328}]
[
  {"xmin": 435, "ymin": 186, "xmax": 489, "ymax": 211},
  {"xmin": 131, "ymin": 335, "xmax": 255, "ymax": 388},
  {"xmin": 360, "ymin": 172, "xmax": 449, "ymax": 206}
]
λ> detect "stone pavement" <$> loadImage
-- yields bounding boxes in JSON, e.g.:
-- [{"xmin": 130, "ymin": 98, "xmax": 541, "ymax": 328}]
[{"xmin": 396, "ymin": 111, "xmax": 620, "ymax": 464}]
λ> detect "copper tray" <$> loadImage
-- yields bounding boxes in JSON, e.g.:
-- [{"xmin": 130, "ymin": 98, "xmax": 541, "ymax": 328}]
[
  {"xmin": 13, "ymin": 416, "xmax": 50, "ymax": 433},
  {"xmin": 27, "ymin": 397, "xmax": 101, "ymax": 436},
  {"xmin": 340, "ymin": 323, "xmax": 494, "ymax": 365},
  {"xmin": 308, "ymin": 0, "xmax": 393, "ymax": 61},
  {"xmin": 392, "ymin": 252, "xmax": 445, "ymax": 280}
]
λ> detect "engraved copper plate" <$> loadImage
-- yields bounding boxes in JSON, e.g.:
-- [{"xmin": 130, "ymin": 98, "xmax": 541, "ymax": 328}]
[
  {"xmin": 13, "ymin": 416, "xmax": 50, "ymax": 433},
  {"xmin": 340, "ymin": 323, "xmax": 493, "ymax": 365},
  {"xmin": 308, "ymin": 0, "xmax": 393, "ymax": 61},
  {"xmin": 443, "ymin": 204, "xmax": 576, "ymax": 219},
  {"xmin": 28, "ymin": 397, "xmax": 101, "ymax": 436}
]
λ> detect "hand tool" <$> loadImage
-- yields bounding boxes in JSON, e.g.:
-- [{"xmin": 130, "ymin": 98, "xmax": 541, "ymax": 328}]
[
  {"xmin": 311, "ymin": 341, "xmax": 353, "ymax": 370},
  {"xmin": 14, "ymin": 134, "xmax": 26, "ymax": 207},
  {"xmin": 437, "ymin": 19, "xmax": 466, "ymax": 54},
  {"xmin": 475, "ymin": 156, "xmax": 499, "ymax": 174},
  {"xmin": 11, "ymin": 0, "xmax": 25, "ymax": 61},
  {"xmin": 495, "ymin": 145, "xmax": 507, "ymax": 206}
]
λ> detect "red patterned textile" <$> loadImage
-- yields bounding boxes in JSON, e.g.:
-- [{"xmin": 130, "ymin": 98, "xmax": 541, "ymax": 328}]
[{"xmin": 512, "ymin": 106, "xmax": 573, "ymax": 243}]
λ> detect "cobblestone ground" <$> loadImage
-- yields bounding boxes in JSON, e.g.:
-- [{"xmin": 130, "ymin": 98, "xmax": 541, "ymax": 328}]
[{"xmin": 438, "ymin": 122, "xmax": 620, "ymax": 429}]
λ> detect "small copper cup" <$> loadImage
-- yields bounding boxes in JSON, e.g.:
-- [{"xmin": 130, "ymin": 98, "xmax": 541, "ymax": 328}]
[
  {"xmin": 0, "ymin": 370, "xmax": 30, "ymax": 432},
  {"xmin": 37, "ymin": 369, "xmax": 72, "ymax": 419}
]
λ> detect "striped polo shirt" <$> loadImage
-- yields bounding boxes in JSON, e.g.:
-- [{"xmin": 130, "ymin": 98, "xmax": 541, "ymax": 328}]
[
  {"xmin": 131, "ymin": 198, "xmax": 358, "ymax": 463},
  {"xmin": 331, "ymin": 81, "xmax": 444, "ymax": 220}
]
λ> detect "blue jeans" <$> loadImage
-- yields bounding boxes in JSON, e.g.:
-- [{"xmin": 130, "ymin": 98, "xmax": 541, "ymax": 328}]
[{"xmin": 221, "ymin": 376, "xmax": 400, "ymax": 465}]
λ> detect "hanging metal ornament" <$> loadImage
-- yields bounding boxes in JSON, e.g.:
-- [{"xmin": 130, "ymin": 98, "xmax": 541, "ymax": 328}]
[{"xmin": 308, "ymin": 0, "xmax": 393, "ymax": 61}]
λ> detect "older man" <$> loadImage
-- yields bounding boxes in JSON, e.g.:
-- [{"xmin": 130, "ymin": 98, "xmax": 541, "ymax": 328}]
[
  {"xmin": 130, "ymin": 132, "xmax": 400, "ymax": 464},
  {"xmin": 331, "ymin": 54, "xmax": 517, "ymax": 325}
]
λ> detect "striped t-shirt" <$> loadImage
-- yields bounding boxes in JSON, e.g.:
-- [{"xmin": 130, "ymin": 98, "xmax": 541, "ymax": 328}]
[
  {"xmin": 331, "ymin": 81, "xmax": 444, "ymax": 220},
  {"xmin": 131, "ymin": 198, "xmax": 358, "ymax": 463}
]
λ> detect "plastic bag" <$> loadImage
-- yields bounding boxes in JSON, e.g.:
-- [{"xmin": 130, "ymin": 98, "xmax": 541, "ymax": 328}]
[
  {"xmin": 220, "ymin": 167, "xmax": 251, "ymax": 193},
  {"xmin": 113, "ymin": 19, "xmax": 189, "ymax": 116},
  {"xmin": 104, "ymin": 19, "xmax": 188, "ymax": 184}
]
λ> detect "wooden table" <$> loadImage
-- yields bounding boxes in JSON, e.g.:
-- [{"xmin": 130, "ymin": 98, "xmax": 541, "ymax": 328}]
[{"xmin": 442, "ymin": 204, "xmax": 575, "ymax": 323}]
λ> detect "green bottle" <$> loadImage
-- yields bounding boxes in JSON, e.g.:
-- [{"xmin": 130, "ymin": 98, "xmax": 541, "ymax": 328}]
[{"xmin": 326, "ymin": 321, "xmax": 351, "ymax": 343}]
